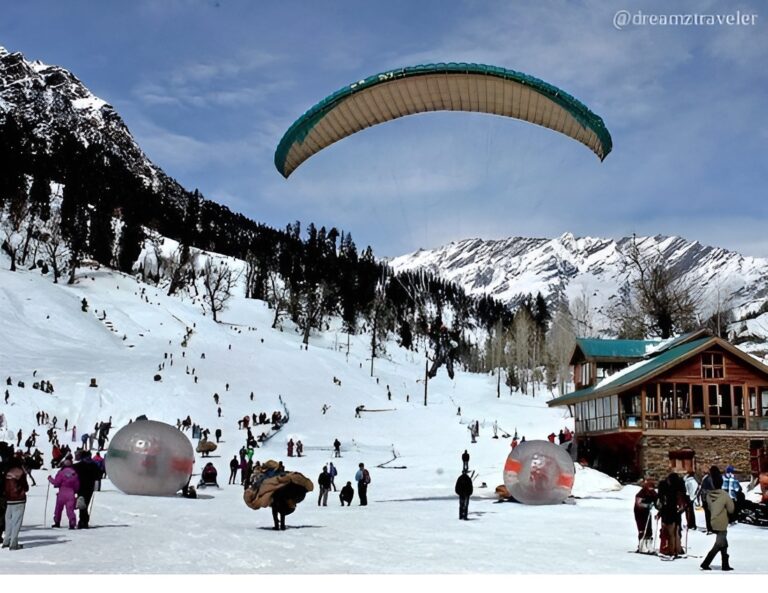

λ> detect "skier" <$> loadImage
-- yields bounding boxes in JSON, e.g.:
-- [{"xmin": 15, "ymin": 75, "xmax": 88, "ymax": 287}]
[
  {"xmin": 215, "ymin": 428, "xmax": 222, "ymax": 443},
  {"xmin": 317, "ymin": 466, "xmax": 331, "ymax": 506},
  {"xmin": 455, "ymin": 469, "xmax": 473, "ymax": 520},
  {"xmin": 229, "ymin": 456, "xmax": 239, "ymax": 485},
  {"xmin": 656, "ymin": 473, "xmax": 686, "ymax": 558},
  {"xmin": 287, "ymin": 439, "xmax": 294, "ymax": 457},
  {"xmin": 700, "ymin": 466, "xmax": 735, "ymax": 571},
  {"xmin": 333, "ymin": 438, "xmax": 341, "ymax": 458},
  {"xmin": 461, "ymin": 449, "xmax": 470, "ymax": 473},
  {"xmin": 355, "ymin": 463, "xmax": 371, "ymax": 506},
  {"xmin": 634, "ymin": 479, "xmax": 658, "ymax": 553},
  {"xmin": 49, "ymin": 457, "xmax": 80, "ymax": 529},
  {"xmin": 296, "ymin": 440, "xmax": 303, "ymax": 457},
  {"xmin": 340, "ymin": 481, "xmax": 354, "ymax": 506}
]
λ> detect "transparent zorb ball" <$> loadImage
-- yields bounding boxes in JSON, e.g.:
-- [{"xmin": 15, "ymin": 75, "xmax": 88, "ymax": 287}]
[
  {"xmin": 106, "ymin": 420, "xmax": 194, "ymax": 496},
  {"xmin": 503, "ymin": 440, "xmax": 574, "ymax": 505}
]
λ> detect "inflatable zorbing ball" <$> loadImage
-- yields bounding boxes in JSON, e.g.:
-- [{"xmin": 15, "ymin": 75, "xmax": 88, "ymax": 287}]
[
  {"xmin": 106, "ymin": 420, "xmax": 195, "ymax": 496},
  {"xmin": 503, "ymin": 440, "xmax": 575, "ymax": 505}
]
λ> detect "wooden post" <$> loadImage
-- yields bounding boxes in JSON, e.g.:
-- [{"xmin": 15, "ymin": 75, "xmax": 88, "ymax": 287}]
[
  {"xmin": 424, "ymin": 353, "xmax": 429, "ymax": 407},
  {"xmin": 641, "ymin": 386, "xmax": 647, "ymax": 430}
]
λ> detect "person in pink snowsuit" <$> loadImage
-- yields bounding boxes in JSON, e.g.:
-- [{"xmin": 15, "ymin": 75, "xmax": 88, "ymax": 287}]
[{"xmin": 48, "ymin": 458, "xmax": 80, "ymax": 529}]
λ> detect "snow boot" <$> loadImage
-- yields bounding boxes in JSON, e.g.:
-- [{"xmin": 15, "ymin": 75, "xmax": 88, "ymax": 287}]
[{"xmin": 722, "ymin": 553, "xmax": 733, "ymax": 571}]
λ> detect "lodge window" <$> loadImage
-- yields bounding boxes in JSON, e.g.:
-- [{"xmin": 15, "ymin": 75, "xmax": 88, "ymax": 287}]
[{"xmin": 702, "ymin": 352, "xmax": 724, "ymax": 379}]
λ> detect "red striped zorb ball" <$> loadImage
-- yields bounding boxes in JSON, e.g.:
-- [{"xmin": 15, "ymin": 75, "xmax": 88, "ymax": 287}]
[
  {"xmin": 503, "ymin": 440, "xmax": 575, "ymax": 505},
  {"xmin": 106, "ymin": 420, "xmax": 195, "ymax": 496}
]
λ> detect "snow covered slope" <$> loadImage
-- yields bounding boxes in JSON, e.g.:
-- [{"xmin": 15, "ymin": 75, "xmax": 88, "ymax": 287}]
[
  {"xmin": 389, "ymin": 233, "xmax": 768, "ymax": 330},
  {"xmin": 1, "ymin": 251, "xmax": 766, "ymax": 575}
]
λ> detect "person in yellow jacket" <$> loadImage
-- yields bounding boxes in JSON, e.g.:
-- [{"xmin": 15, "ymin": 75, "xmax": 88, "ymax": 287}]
[{"xmin": 700, "ymin": 466, "xmax": 735, "ymax": 571}]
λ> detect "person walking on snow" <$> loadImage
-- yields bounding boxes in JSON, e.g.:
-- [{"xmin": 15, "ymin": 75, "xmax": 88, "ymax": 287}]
[
  {"xmin": 700, "ymin": 466, "xmax": 735, "ymax": 571},
  {"xmin": 333, "ymin": 439, "xmax": 341, "ymax": 458},
  {"xmin": 73, "ymin": 451, "xmax": 100, "ymax": 529},
  {"xmin": 461, "ymin": 450, "xmax": 470, "ymax": 473},
  {"xmin": 49, "ymin": 458, "xmax": 80, "ymax": 529},
  {"xmin": 287, "ymin": 439, "xmax": 294, "ymax": 457},
  {"xmin": 296, "ymin": 440, "xmax": 303, "ymax": 457},
  {"xmin": 355, "ymin": 463, "xmax": 371, "ymax": 506},
  {"xmin": 2, "ymin": 457, "xmax": 29, "ymax": 550},
  {"xmin": 455, "ymin": 469, "xmax": 473, "ymax": 520}
]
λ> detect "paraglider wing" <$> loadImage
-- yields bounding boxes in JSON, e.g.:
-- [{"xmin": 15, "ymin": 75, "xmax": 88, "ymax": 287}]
[{"xmin": 275, "ymin": 63, "xmax": 612, "ymax": 178}]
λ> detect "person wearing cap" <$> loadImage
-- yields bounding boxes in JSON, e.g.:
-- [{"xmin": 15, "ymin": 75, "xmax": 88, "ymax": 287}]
[{"xmin": 48, "ymin": 457, "xmax": 80, "ymax": 529}]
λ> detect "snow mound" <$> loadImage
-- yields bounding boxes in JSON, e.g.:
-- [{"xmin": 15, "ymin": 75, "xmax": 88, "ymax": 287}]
[{"xmin": 571, "ymin": 463, "xmax": 622, "ymax": 497}]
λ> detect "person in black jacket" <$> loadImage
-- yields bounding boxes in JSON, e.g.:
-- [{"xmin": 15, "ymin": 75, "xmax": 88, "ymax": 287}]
[
  {"xmin": 699, "ymin": 470, "xmax": 715, "ymax": 533},
  {"xmin": 339, "ymin": 481, "xmax": 354, "ymax": 506},
  {"xmin": 317, "ymin": 466, "xmax": 331, "ymax": 506},
  {"xmin": 229, "ymin": 456, "xmax": 239, "ymax": 485},
  {"xmin": 74, "ymin": 451, "xmax": 101, "ymax": 529},
  {"xmin": 461, "ymin": 450, "xmax": 470, "ymax": 473},
  {"xmin": 455, "ymin": 470, "xmax": 473, "ymax": 520}
]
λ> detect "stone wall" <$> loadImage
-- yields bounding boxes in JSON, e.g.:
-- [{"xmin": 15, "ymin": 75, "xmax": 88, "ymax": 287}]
[{"xmin": 640, "ymin": 433, "xmax": 766, "ymax": 480}]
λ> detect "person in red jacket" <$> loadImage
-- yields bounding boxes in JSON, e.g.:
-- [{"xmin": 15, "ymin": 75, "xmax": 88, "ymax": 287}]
[
  {"xmin": 48, "ymin": 457, "xmax": 80, "ymax": 529},
  {"xmin": 3, "ymin": 457, "xmax": 30, "ymax": 550}
]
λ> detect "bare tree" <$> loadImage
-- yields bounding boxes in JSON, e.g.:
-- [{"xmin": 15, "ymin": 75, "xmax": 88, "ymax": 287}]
[
  {"xmin": 166, "ymin": 244, "xmax": 194, "ymax": 296},
  {"xmin": 613, "ymin": 237, "xmax": 703, "ymax": 338},
  {"xmin": 546, "ymin": 302, "xmax": 576, "ymax": 396},
  {"xmin": 40, "ymin": 210, "xmax": 69, "ymax": 283},
  {"xmin": 1, "ymin": 192, "xmax": 30, "ymax": 271},
  {"xmin": 201, "ymin": 259, "xmax": 240, "ymax": 322},
  {"xmin": 266, "ymin": 269, "xmax": 291, "ymax": 329},
  {"xmin": 510, "ymin": 307, "xmax": 534, "ymax": 394}
]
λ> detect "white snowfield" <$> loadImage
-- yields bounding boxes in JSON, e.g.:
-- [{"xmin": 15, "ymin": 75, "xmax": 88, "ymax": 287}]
[{"xmin": 0, "ymin": 253, "xmax": 765, "ymax": 578}]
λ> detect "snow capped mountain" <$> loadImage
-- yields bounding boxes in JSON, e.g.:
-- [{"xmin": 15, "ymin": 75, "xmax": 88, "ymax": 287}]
[
  {"xmin": 389, "ymin": 233, "xmax": 768, "ymax": 325},
  {"xmin": 0, "ymin": 45, "xmax": 181, "ymax": 200}
]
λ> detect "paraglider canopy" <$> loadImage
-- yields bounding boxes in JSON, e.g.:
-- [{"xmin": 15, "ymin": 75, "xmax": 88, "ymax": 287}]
[{"xmin": 275, "ymin": 62, "xmax": 612, "ymax": 178}]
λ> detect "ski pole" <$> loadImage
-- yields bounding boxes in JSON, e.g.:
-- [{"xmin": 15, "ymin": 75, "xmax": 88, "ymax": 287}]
[
  {"xmin": 641, "ymin": 508, "xmax": 653, "ymax": 551},
  {"xmin": 43, "ymin": 482, "xmax": 51, "ymax": 527}
]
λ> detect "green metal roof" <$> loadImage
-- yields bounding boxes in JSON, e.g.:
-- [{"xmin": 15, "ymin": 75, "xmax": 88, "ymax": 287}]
[
  {"xmin": 274, "ymin": 62, "xmax": 613, "ymax": 177},
  {"xmin": 574, "ymin": 338, "xmax": 660, "ymax": 360},
  {"xmin": 550, "ymin": 337, "xmax": 714, "ymax": 406}
]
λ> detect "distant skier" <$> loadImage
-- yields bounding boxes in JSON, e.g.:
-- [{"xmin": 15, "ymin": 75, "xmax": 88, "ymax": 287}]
[
  {"xmin": 287, "ymin": 439, "xmax": 294, "ymax": 457},
  {"xmin": 462, "ymin": 450, "xmax": 470, "ymax": 473},
  {"xmin": 455, "ymin": 470, "xmax": 473, "ymax": 520},
  {"xmin": 215, "ymin": 428, "xmax": 222, "ymax": 443},
  {"xmin": 340, "ymin": 481, "xmax": 354, "ymax": 506},
  {"xmin": 333, "ymin": 439, "xmax": 341, "ymax": 458},
  {"xmin": 296, "ymin": 441, "xmax": 303, "ymax": 457},
  {"xmin": 229, "ymin": 456, "xmax": 239, "ymax": 485}
]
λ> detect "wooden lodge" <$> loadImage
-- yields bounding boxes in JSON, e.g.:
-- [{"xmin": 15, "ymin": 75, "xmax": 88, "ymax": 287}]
[{"xmin": 548, "ymin": 330, "xmax": 768, "ymax": 481}]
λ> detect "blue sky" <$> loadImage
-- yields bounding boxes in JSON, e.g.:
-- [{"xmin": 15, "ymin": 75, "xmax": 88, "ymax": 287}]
[{"xmin": 2, "ymin": 0, "xmax": 767, "ymax": 257}]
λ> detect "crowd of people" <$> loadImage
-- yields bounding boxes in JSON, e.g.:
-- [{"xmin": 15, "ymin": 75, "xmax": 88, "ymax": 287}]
[{"xmin": 632, "ymin": 463, "xmax": 761, "ymax": 570}]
